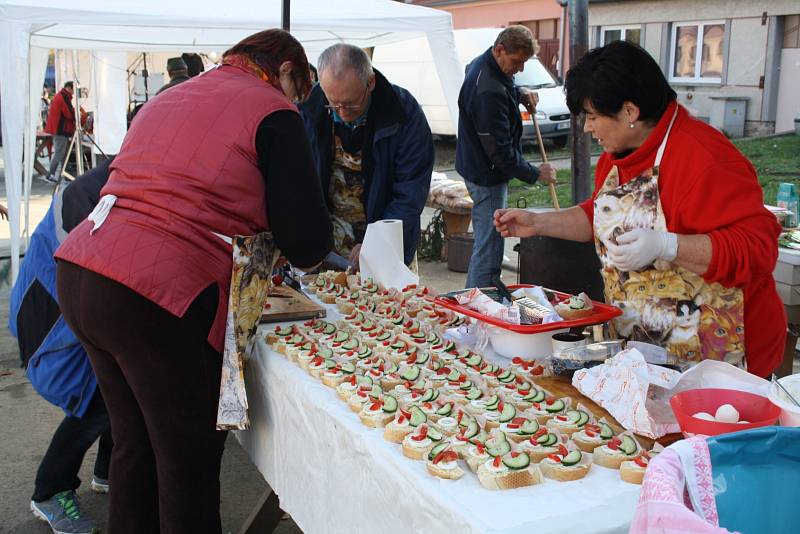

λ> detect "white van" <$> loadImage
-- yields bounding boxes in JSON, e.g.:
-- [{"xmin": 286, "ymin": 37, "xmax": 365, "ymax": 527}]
[{"xmin": 372, "ymin": 28, "xmax": 571, "ymax": 147}]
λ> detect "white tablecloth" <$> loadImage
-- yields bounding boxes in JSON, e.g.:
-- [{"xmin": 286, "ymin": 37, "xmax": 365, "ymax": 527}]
[{"xmin": 236, "ymin": 303, "xmax": 641, "ymax": 534}]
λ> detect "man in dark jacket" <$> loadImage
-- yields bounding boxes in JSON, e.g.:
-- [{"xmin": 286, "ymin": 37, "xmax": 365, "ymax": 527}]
[
  {"xmin": 456, "ymin": 26, "xmax": 556, "ymax": 288},
  {"xmin": 11, "ymin": 160, "xmax": 114, "ymax": 534},
  {"xmin": 156, "ymin": 57, "xmax": 191, "ymax": 95},
  {"xmin": 300, "ymin": 43, "xmax": 434, "ymax": 267}
]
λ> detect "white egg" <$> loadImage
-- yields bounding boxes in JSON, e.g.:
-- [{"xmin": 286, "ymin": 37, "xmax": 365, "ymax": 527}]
[
  {"xmin": 714, "ymin": 404, "xmax": 740, "ymax": 424},
  {"xmin": 737, "ymin": 421, "xmax": 750, "ymax": 424},
  {"xmin": 692, "ymin": 412, "xmax": 715, "ymax": 421}
]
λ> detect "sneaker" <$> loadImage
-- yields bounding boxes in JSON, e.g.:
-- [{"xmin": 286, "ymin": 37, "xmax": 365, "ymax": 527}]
[
  {"xmin": 41, "ymin": 174, "xmax": 58, "ymax": 184},
  {"xmin": 30, "ymin": 491, "xmax": 99, "ymax": 534},
  {"xmin": 90, "ymin": 477, "xmax": 109, "ymax": 494}
]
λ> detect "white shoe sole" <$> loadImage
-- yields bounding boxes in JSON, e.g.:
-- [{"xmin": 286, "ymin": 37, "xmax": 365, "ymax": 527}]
[
  {"xmin": 31, "ymin": 500, "xmax": 98, "ymax": 534},
  {"xmin": 90, "ymin": 481, "xmax": 109, "ymax": 494}
]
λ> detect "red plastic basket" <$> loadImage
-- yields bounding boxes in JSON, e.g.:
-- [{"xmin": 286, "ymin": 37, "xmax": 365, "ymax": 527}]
[
  {"xmin": 670, "ymin": 388, "xmax": 781, "ymax": 438},
  {"xmin": 433, "ymin": 285, "xmax": 621, "ymax": 334}
]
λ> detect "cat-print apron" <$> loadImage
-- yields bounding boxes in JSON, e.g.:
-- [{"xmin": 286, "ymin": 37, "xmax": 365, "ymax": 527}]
[{"xmin": 593, "ymin": 109, "xmax": 745, "ymax": 367}]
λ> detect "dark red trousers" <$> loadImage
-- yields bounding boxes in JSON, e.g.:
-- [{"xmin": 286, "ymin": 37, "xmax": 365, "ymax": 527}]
[{"xmin": 57, "ymin": 261, "xmax": 227, "ymax": 534}]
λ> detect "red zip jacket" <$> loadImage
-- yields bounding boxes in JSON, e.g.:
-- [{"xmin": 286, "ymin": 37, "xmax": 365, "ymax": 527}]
[{"xmin": 580, "ymin": 101, "xmax": 785, "ymax": 377}]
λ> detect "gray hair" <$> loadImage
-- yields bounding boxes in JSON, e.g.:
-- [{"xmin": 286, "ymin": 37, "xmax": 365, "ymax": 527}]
[
  {"xmin": 495, "ymin": 25, "xmax": 537, "ymax": 56},
  {"xmin": 317, "ymin": 43, "xmax": 374, "ymax": 85}
]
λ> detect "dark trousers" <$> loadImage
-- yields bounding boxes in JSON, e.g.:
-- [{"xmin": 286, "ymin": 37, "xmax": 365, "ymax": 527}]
[
  {"xmin": 57, "ymin": 261, "xmax": 227, "ymax": 534},
  {"xmin": 32, "ymin": 390, "xmax": 113, "ymax": 502}
]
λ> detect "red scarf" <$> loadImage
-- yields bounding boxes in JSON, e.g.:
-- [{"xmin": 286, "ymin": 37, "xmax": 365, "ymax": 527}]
[{"xmin": 222, "ymin": 53, "xmax": 271, "ymax": 84}]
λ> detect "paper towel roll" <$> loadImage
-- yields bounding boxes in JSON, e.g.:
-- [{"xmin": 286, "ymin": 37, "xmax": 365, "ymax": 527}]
[{"xmin": 359, "ymin": 219, "xmax": 419, "ymax": 290}]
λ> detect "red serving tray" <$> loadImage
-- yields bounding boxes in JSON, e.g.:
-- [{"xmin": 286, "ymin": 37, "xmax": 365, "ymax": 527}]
[{"xmin": 434, "ymin": 284, "xmax": 621, "ymax": 334}]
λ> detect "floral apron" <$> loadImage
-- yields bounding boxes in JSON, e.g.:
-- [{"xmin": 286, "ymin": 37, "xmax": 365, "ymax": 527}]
[
  {"xmin": 593, "ymin": 109, "xmax": 745, "ymax": 367},
  {"xmin": 216, "ymin": 232, "xmax": 279, "ymax": 430}
]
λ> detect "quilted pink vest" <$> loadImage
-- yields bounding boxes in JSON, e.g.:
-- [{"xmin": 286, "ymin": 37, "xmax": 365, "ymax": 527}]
[{"xmin": 56, "ymin": 64, "xmax": 296, "ymax": 352}]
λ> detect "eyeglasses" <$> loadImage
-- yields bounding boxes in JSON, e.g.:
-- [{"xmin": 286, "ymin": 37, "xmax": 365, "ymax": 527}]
[{"xmin": 324, "ymin": 84, "xmax": 370, "ymax": 112}]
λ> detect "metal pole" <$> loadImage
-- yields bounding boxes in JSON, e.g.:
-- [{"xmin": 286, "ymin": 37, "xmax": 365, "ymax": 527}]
[
  {"xmin": 282, "ymin": 0, "xmax": 290, "ymax": 31},
  {"xmin": 72, "ymin": 50, "xmax": 84, "ymax": 176},
  {"xmin": 557, "ymin": 0, "xmax": 568, "ymax": 80},
  {"xmin": 142, "ymin": 53, "xmax": 150, "ymax": 102},
  {"xmin": 568, "ymin": 0, "xmax": 591, "ymax": 204}
]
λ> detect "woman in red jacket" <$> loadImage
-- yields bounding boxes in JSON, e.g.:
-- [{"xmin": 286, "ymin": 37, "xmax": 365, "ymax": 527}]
[
  {"xmin": 494, "ymin": 41, "xmax": 784, "ymax": 377},
  {"xmin": 55, "ymin": 30, "xmax": 333, "ymax": 533}
]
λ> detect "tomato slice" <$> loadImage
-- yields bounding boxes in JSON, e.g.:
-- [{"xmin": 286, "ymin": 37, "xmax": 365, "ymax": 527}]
[
  {"xmin": 634, "ymin": 456, "xmax": 649, "ymax": 468},
  {"xmin": 547, "ymin": 454, "xmax": 563, "ymax": 463},
  {"xmin": 512, "ymin": 357, "xmax": 523, "ymax": 364},
  {"xmin": 558, "ymin": 444, "xmax": 569, "ymax": 457},
  {"xmin": 512, "ymin": 417, "xmax": 527, "ymax": 425},
  {"xmin": 584, "ymin": 429, "xmax": 597, "ymax": 438},
  {"xmin": 492, "ymin": 456, "xmax": 502, "ymax": 468}
]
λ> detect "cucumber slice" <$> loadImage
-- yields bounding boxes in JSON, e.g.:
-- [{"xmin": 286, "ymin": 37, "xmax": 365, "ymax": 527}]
[
  {"xmin": 561, "ymin": 450, "xmax": 582, "ymax": 466},
  {"xmin": 466, "ymin": 388, "xmax": 482, "ymax": 400},
  {"xmin": 369, "ymin": 385, "xmax": 383, "ymax": 398},
  {"xmin": 464, "ymin": 419, "xmax": 479, "ymax": 439},
  {"xmin": 416, "ymin": 352, "xmax": 430, "ymax": 364},
  {"xmin": 431, "ymin": 361, "xmax": 442, "ymax": 371},
  {"xmin": 409, "ymin": 406, "xmax": 426, "ymax": 427},
  {"xmin": 384, "ymin": 362, "xmax": 399, "ymax": 374},
  {"xmin": 324, "ymin": 359, "xmax": 337, "ymax": 369},
  {"xmin": 484, "ymin": 399, "xmax": 500, "ymax": 411},
  {"xmin": 523, "ymin": 389, "xmax": 546, "ymax": 403},
  {"xmin": 620, "ymin": 435, "xmax": 638, "ymax": 455},
  {"xmin": 503, "ymin": 453, "xmax": 531, "ymax": 470},
  {"xmin": 427, "ymin": 427, "xmax": 443, "ymax": 441},
  {"xmin": 497, "ymin": 370, "xmax": 513, "ymax": 381},
  {"xmin": 420, "ymin": 389, "xmax": 436, "ymax": 403},
  {"xmin": 356, "ymin": 375, "xmax": 373, "ymax": 386},
  {"xmin": 446, "ymin": 369, "xmax": 460, "ymax": 382},
  {"xmin": 436, "ymin": 403, "xmax": 453, "ymax": 416},
  {"xmin": 340, "ymin": 362, "xmax": 356, "ymax": 374},
  {"xmin": 544, "ymin": 434, "xmax": 558, "ymax": 447},
  {"xmin": 466, "ymin": 354, "xmax": 482, "ymax": 367},
  {"xmin": 545, "ymin": 399, "xmax": 565, "ymax": 413},
  {"xmin": 400, "ymin": 366, "xmax": 420, "ymax": 381},
  {"xmin": 382, "ymin": 395, "xmax": 398, "ymax": 413},
  {"xmin": 484, "ymin": 395, "xmax": 499, "ymax": 407},
  {"xmin": 599, "ymin": 423, "xmax": 614, "ymax": 439},
  {"xmin": 487, "ymin": 440, "xmax": 512, "ymax": 458},
  {"xmin": 318, "ymin": 348, "xmax": 334, "ymax": 358},
  {"xmin": 498, "ymin": 403, "xmax": 517, "ymax": 423},
  {"xmin": 323, "ymin": 323, "xmax": 336, "ymax": 335},
  {"xmin": 342, "ymin": 339, "xmax": 358, "ymax": 350},
  {"xmin": 459, "ymin": 380, "xmax": 473, "ymax": 391},
  {"xmin": 566, "ymin": 410, "xmax": 582, "ymax": 423},
  {"xmin": 576, "ymin": 411, "xmax": 590, "ymax": 427},
  {"xmin": 498, "ymin": 373, "xmax": 516, "ymax": 384},
  {"xmin": 518, "ymin": 420, "xmax": 540, "ymax": 435},
  {"xmin": 428, "ymin": 442, "xmax": 450, "ymax": 462}
]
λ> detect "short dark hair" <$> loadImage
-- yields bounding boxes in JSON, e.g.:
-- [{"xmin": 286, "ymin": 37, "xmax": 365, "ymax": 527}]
[
  {"xmin": 494, "ymin": 25, "xmax": 536, "ymax": 56},
  {"xmin": 565, "ymin": 40, "xmax": 676, "ymax": 124},
  {"xmin": 63, "ymin": 81, "xmax": 74, "ymax": 90}
]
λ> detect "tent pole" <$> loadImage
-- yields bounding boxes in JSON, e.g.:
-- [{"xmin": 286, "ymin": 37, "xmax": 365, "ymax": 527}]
[
  {"xmin": 282, "ymin": 0, "xmax": 290, "ymax": 31},
  {"xmin": 71, "ymin": 50, "xmax": 84, "ymax": 176}
]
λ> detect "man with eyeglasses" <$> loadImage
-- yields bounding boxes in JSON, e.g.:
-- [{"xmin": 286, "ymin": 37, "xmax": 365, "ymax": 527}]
[
  {"xmin": 457, "ymin": 25, "xmax": 557, "ymax": 289},
  {"xmin": 301, "ymin": 43, "xmax": 434, "ymax": 269}
]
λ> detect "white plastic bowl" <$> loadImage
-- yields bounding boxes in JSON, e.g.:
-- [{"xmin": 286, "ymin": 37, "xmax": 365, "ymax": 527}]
[
  {"xmin": 768, "ymin": 374, "xmax": 800, "ymax": 427},
  {"xmin": 487, "ymin": 326, "xmax": 568, "ymax": 359}
]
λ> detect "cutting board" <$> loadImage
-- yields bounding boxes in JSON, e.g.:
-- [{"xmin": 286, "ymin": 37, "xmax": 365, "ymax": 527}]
[
  {"xmin": 533, "ymin": 376, "xmax": 682, "ymax": 449},
  {"xmin": 260, "ymin": 285, "xmax": 326, "ymax": 323}
]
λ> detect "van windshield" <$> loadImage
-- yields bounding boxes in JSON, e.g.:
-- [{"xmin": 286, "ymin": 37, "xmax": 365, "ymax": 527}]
[{"xmin": 514, "ymin": 58, "xmax": 559, "ymax": 89}]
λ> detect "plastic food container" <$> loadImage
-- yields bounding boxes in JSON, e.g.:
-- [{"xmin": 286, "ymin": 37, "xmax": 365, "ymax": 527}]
[
  {"xmin": 670, "ymin": 388, "xmax": 781, "ymax": 438},
  {"xmin": 768, "ymin": 374, "xmax": 800, "ymax": 427},
  {"xmin": 486, "ymin": 325, "xmax": 568, "ymax": 359},
  {"xmin": 549, "ymin": 340, "xmax": 625, "ymax": 376}
]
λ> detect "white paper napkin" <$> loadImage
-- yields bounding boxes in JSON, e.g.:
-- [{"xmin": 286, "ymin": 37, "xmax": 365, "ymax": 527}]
[{"xmin": 359, "ymin": 219, "xmax": 418, "ymax": 290}]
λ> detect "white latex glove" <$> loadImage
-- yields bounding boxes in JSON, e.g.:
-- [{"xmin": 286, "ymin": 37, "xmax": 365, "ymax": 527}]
[{"xmin": 607, "ymin": 228, "xmax": 678, "ymax": 272}]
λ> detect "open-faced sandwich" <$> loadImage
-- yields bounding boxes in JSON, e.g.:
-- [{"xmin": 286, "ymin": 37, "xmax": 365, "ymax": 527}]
[
  {"xmin": 476, "ymin": 451, "xmax": 544, "ymax": 490},
  {"xmin": 572, "ymin": 421, "xmax": 615, "ymax": 452},
  {"xmin": 545, "ymin": 405, "xmax": 593, "ymax": 437},
  {"xmin": 518, "ymin": 427, "xmax": 566, "ymax": 463},
  {"xmin": 526, "ymin": 396, "xmax": 571, "ymax": 424},
  {"xmin": 494, "ymin": 417, "xmax": 541, "ymax": 443},
  {"xmin": 358, "ymin": 394, "xmax": 398, "ymax": 428},
  {"xmin": 402, "ymin": 423, "xmax": 444, "ymax": 460},
  {"xmin": 554, "ymin": 292, "xmax": 594, "ymax": 320},
  {"xmin": 383, "ymin": 406, "xmax": 422, "ymax": 443},
  {"xmin": 320, "ymin": 362, "xmax": 355, "ymax": 388},
  {"xmin": 593, "ymin": 432, "xmax": 642, "ymax": 469},
  {"xmin": 539, "ymin": 443, "xmax": 593, "ymax": 482},
  {"xmin": 466, "ymin": 431, "xmax": 513, "ymax": 473},
  {"xmin": 425, "ymin": 443, "xmax": 464, "ymax": 480},
  {"xmin": 620, "ymin": 444, "xmax": 662, "ymax": 484}
]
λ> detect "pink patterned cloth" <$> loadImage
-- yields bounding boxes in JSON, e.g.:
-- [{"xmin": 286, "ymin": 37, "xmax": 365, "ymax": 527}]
[{"xmin": 630, "ymin": 438, "xmax": 737, "ymax": 534}]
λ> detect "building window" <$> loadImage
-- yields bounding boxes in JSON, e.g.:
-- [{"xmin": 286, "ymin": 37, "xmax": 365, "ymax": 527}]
[
  {"xmin": 669, "ymin": 21, "xmax": 725, "ymax": 83},
  {"xmin": 785, "ymin": 15, "xmax": 800, "ymax": 48},
  {"xmin": 600, "ymin": 25, "xmax": 642, "ymax": 46}
]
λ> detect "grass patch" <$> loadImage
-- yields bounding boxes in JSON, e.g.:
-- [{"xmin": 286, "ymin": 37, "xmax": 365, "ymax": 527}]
[
  {"xmin": 732, "ymin": 134, "xmax": 800, "ymax": 204},
  {"xmin": 507, "ymin": 169, "xmax": 578, "ymax": 209}
]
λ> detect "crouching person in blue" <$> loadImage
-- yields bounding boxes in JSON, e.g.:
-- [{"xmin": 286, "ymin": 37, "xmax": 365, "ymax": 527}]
[
  {"xmin": 301, "ymin": 43, "xmax": 434, "ymax": 269},
  {"xmin": 10, "ymin": 159, "xmax": 113, "ymax": 534}
]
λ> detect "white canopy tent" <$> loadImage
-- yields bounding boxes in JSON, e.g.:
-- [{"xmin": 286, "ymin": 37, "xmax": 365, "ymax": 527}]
[{"xmin": 0, "ymin": 0, "xmax": 463, "ymax": 283}]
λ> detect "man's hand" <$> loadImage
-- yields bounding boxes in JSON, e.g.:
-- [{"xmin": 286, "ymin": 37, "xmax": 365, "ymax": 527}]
[
  {"xmin": 518, "ymin": 88, "xmax": 539, "ymax": 114},
  {"xmin": 607, "ymin": 228, "xmax": 678, "ymax": 271},
  {"xmin": 537, "ymin": 162, "xmax": 556, "ymax": 185},
  {"xmin": 493, "ymin": 208, "xmax": 541, "ymax": 238},
  {"xmin": 0, "ymin": 204, "xmax": 7, "ymax": 221},
  {"xmin": 348, "ymin": 244, "xmax": 362, "ymax": 272}
]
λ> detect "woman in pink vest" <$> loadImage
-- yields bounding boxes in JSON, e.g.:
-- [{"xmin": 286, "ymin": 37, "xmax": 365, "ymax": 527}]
[{"xmin": 55, "ymin": 30, "xmax": 333, "ymax": 533}]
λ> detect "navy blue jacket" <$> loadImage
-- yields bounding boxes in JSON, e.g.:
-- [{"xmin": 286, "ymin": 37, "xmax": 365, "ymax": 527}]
[
  {"xmin": 456, "ymin": 48, "xmax": 540, "ymax": 187},
  {"xmin": 300, "ymin": 70, "xmax": 434, "ymax": 264}
]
